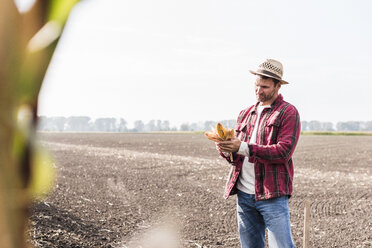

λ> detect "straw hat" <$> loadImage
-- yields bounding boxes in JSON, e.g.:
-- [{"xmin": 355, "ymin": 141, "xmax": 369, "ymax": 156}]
[{"xmin": 249, "ymin": 59, "xmax": 289, "ymax": 84}]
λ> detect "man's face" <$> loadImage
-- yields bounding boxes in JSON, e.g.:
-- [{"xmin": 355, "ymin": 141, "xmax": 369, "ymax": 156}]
[{"xmin": 255, "ymin": 77, "xmax": 280, "ymax": 103}]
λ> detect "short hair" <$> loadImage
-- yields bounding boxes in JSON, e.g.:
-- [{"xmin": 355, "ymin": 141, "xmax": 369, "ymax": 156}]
[{"xmin": 259, "ymin": 75, "xmax": 280, "ymax": 87}]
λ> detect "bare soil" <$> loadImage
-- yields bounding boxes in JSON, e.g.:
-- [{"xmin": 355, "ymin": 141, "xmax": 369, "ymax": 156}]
[{"xmin": 28, "ymin": 133, "xmax": 372, "ymax": 247}]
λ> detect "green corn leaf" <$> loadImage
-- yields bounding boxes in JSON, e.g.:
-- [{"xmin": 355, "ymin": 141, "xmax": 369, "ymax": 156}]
[
  {"xmin": 28, "ymin": 145, "xmax": 56, "ymax": 199},
  {"xmin": 48, "ymin": 0, "xmax": 80, "ymax": 25}
]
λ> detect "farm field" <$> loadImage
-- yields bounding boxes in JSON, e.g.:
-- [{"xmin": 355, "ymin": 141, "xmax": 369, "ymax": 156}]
[{"xmin": 29, "ymin": 133, "xmax": 372, "ymax": 247}]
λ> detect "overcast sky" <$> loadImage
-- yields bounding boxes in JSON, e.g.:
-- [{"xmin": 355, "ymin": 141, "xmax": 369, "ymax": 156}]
[{"xmin": 37, "ymin": 0, "xmax": 372, "ymax": 127}]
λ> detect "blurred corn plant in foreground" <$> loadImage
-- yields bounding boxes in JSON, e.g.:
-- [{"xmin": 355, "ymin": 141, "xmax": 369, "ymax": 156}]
[{"xmin": 0, "ymin": 0, "xmax": 79, "ymax": 247}]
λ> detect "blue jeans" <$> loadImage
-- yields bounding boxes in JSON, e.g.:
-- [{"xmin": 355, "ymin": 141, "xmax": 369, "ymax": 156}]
[{"xmin": 237, "ymin": 190, "xmax": 295, "ymax": 248}]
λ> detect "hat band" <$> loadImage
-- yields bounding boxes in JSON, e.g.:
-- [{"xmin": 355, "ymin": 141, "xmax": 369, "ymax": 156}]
[{"xmin": 257, "ymin": 69, "xmax": 282, "ymax": 80}]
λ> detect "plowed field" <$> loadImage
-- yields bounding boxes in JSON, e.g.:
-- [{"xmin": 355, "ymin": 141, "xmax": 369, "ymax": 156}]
[{"xmin": 29, "ymin": 133, "xmax": 372, "ymax": 247}]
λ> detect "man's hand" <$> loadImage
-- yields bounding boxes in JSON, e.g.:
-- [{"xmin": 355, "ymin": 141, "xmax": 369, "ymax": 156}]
[{"xmin": 217, "ymin": 137, "xmax": 241, "ymax": 153}]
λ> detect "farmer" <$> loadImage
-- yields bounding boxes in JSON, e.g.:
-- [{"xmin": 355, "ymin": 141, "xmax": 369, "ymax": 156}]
[{"xmin": 217, "ymin": 59, "xmax": 301, "ymax": 248}]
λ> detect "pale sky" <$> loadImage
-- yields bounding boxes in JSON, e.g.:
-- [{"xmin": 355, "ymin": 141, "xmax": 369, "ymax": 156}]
[{"xmin": 38, "ymin": 0, "xmax": 372, "ymax": 127}]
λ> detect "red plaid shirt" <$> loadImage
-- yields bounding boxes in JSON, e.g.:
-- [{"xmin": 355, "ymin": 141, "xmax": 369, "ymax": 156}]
[{"xmin": 220, "ymin": 94, "xmax": 301, "ymax": 201}]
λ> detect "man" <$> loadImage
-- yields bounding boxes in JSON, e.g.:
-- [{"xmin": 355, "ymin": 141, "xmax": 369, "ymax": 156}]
[{"xmin": 217, "ymin": 59, "xmax": 301, "ymax": 248}]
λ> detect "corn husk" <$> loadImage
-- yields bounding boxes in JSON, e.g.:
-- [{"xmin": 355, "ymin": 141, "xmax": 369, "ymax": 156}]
[{"xmin": 205, "ymin": 123, "xmax": 235, "ymax": 161}]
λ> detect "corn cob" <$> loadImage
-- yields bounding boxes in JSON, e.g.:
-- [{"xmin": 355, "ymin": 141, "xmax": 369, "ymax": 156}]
[
  {"xmin": 216, "ymin": 123, "xmax": 226, "ymax": 139},
  {"xmin": 217, "ymin": 123, "xmax": 234, "ymax": 162},
  {"xmin": 225, "ymin": 129, "xmax": 235, "ymax": 140},
  {"xmin": 204, "ymin": 131, "xmax": 221, "ymax": 142},
  {"xmin": 204, "ymin": 123, "xmax": 235, "ymax": 162}
]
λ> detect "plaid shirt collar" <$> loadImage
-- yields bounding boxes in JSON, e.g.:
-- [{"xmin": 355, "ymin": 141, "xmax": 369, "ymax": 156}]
[{"xmin": 251, "ymin": 94, "xmax": 284, "ymax": 114}]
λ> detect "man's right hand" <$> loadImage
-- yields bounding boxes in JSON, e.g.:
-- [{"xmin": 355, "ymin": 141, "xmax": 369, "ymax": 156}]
[{"xmin": 216, "ymin": 138, "xmax": 241, "ymax": 153}]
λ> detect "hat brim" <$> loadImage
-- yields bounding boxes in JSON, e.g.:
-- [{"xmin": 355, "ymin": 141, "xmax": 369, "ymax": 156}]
[{"xmin": 249, "ymin": 70, "xmax": 289, "ymax": 84}]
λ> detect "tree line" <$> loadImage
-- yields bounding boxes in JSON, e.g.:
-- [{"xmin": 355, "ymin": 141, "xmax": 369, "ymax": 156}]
[
  {"xmin": 37, "ymin": 116, "xmax": 372, "ymax": 132},
  {"xmin": 301, "ymin": 120, "xmax": 372, "ymax": 132}
]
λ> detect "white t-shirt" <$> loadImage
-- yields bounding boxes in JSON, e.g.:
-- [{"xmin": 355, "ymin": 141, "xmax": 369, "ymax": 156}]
[{"xmin": 236, "ymin": 104, "xmax": 270, "ymax": 194}]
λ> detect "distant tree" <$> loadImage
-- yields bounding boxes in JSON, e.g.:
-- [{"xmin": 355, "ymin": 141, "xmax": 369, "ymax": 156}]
[
  {"xmin": 347, "ymin": 121, "xmax": 361, "ymax": 131},
  {"xmin": 94, "ymin": 118, "xmax": 104, "ymax": 131},
  {"xmin": 197, "ymin": 121, "xmax": 206, "ymax": 131},
  {"xmin": 220, "ymin": 119, "xmax": 236, "ymax": 129},
  {"xmin": 336, "ymin": 121, "xmax": 361, "ymax": 131},
  {"xmin": 204, "ymin": 121, "xmax": 216, "ymax": 131},
  {"xmin": 301, "ymin": 121, "xmax": 308, "ymax": 132},
  {"xmin": 156, "ymin": 120, "xmax": 162, "ymax": 131},
  {"xmin": 362, "ymin": 121, "xmax": 372, "ymax": 131},
  {"xmin": 145, "ymin": 120, "xmax": 156, "ymax": 132},
  {"xmin": 66, "ymin": 116, "xmax": 91, "ymax": 132},
  {"xmin": 161, "ymin": 120, "xmax": 170, "ymax": 131},
  {"xmin": 49, "ymin": 116, "xmax": 67, "ymax": 131},
  {"xmin": 37, "ymin": 116, "xmax": 67, "ymax": 131},
  {"xmin": 321, "ymin": 122, "xmax": 334, "ymax": 131},
  {"xmin": 299, "ymin": 121, "xmax": 333, "ymax": 131},
  {"xmin": 180, "ymin": 123, "xmax": 190, "ymax": 131},
  {"xmin": 118, "ymin": 118, "xmax": 128, "ymax": 132},
  {"xmin": 189, "ymin": 123, "xmax": 198, "ymax": 131},
  {"xmin": 133, "ymin": 120, "xmax": 145, "ymax": 132},
  {"xmin": 336, "ymin": 122, "xmax": 347, "ymax": 131},
  {"xmin": 94, "ymin": 118, "xmax": 116, "ymax": 132},
  {"xmin": 308, "ymin": 120, "xmax": 322, "ymax": 131}
]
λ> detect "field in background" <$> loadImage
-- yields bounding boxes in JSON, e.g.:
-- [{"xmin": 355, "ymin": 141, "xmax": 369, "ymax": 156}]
[{"xmin": 29, "ymin": 133, "xmax": 372, "ymax": 247}]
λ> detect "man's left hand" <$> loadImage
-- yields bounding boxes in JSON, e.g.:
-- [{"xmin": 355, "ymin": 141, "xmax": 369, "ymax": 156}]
[{"xmin": 217, "ymin": 138, "xmax": 241, "ymax": 153}]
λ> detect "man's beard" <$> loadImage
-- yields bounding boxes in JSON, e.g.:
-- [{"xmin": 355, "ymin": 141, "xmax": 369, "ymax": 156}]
[{"xmin": 257, "ymin": 89, "xmax": 276, "ymax": 103}]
